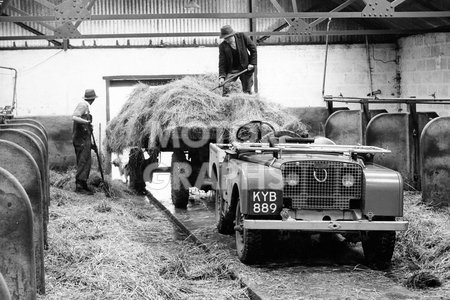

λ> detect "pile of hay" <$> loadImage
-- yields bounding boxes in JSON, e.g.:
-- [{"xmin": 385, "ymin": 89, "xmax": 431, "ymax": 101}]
[
  {"xmin": 393, "ymin": 192, "xmax": 450, "ymax": 289},
  {"xmin": 44, "ymin": 187, "xmax": 247, "ymax": 299},
  {"xmin": 106, "ymin": 74, "xmax": 307, "ymax": 153},
  {"xmin": 49, "ymin": 168, "xmax": 128, "ymax": 199}
]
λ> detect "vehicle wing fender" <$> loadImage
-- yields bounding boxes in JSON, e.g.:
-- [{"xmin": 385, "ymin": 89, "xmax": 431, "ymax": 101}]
[
  {"xmin": 237, "ymin": 162, "xmax": 283, "ymax": 215},
  {"xmin": 363, "ymin": 165, "xmax": 404, "ymax": 217}
]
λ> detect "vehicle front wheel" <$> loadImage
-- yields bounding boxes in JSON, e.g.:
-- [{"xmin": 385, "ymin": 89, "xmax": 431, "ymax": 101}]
[
  {"xmin": 361, "ymin": 230, "xmax": 396, "ymax": 270},
  {"xmin": 235, "ymin": 200, "xmax": 262, "ymax": 264},
  {"xmin": 214, "ymin": 188, "xmax": 234, "ymax": 235}
]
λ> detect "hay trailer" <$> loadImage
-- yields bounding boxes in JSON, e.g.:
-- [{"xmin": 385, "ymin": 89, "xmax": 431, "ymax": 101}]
[{"xmin": 150, "ymin": 126, "xmax": 228, "ymax": 209}]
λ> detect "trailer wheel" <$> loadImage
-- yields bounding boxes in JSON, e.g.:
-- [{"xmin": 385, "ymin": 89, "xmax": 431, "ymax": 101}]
[
  {"xmin": 188, "ymin": 149, "xmax": 209, "ymax": 191},
  {"xmin": 235, "ymin": 199, "xmax": 262, "ymax": 264},
  {"xmin": 145, "ymin": 149, "xmax": 159, "ymax": 183},
  {"xmin": 361, "ymin": 230, "xmax": 396, "ymax": 270},
  {"xmin": 171, "ymin": 151, "xmax": 189, "ymax": 209},
  {"xmin": 127, "ymin": 147, "xmax": 147, "ymax": 194},
  {"xmin": 189, "ymin": 165, "xmax": 200, "ymax": 188}
]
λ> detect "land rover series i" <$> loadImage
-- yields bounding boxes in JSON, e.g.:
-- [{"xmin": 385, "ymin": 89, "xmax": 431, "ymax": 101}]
[{"xmin": 209, "ymin": 121, "xmax": 408, "ymax": 269}]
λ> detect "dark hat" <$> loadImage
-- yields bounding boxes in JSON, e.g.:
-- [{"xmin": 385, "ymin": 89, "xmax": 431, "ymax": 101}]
[
  {"xmin": 83, "ymin": 89, "xmax": 98, "ymax": 100},
  {"xmin": 220, "ymin": 25, "xmax": 236, "ymax": 39}
]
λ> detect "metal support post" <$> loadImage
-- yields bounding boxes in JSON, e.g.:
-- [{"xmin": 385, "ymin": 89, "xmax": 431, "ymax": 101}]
[
  {"xmin": 322, "ymin": 18, "xmax": 333, "ymax": 115},
  {"xmin": 408, "ymin": 103, "xmax": 421, "ymax": 189}
]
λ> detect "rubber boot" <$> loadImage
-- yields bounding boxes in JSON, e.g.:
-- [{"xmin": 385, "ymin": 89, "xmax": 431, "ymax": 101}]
[{"xmin": 75, "ymin": 180, "xmax": 94, "ymax": 195}]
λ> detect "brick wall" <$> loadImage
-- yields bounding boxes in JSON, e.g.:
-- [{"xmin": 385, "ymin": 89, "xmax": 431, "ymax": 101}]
[
  {"xmin": 258, "ymin": 44, "xmax": 398, "ymax": 108},
  {"xmin": 398, "ymin": 33, "xmax": 450, "ymax": 116}
]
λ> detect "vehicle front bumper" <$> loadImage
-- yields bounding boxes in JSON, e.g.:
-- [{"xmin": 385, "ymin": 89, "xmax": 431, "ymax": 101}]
[{"xmin": 243, "ymin": 220, "xmax": 408, "ymax": 231}]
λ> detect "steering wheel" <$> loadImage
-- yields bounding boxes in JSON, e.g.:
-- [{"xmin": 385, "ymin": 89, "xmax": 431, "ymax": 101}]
[{"xmin": 235, "ymin": 120, "xmax": 276, "ymax": 142}]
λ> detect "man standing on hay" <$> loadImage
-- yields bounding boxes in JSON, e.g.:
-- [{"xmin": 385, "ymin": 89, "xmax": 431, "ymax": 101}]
[
  {"xmin": 219, "ymin": 25, "xmax": 257, "ymax": 96},
  {"xmin": 72, "ymin": 89, "xmax": 98, "ymax": 195}
]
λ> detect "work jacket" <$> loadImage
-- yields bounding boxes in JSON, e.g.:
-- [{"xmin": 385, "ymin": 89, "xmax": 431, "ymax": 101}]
[
  {"xmin": 72, "ymin": 100, "xmax": 92, "ymax": 145},
  {"xmin": 219, "ymin": 32, "xmax": 257, "ymax": 78}
]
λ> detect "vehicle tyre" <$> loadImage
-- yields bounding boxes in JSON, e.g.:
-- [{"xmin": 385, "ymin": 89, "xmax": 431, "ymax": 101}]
[
  {"xmin": 189, "ymin": 165, "xmax": 200, "ymax": 187},
  {"xmin": 361, "ymin": 230, "xmax": 396, "ymax": 270},
  {"xmin": 127, "ymin": 147, "xmax": 146, "ymax": 193},
  {"xmin": 235, "ymin": 199, "xmax": 262, "ymax": 264},
  {"xmin": 201, "ymin": 184, "xmax": 212, "ymax": 192},
  {"xmin": 144, "ymin": 149, "xmax": 159, "ymax": 183},
  {"xmin": 171, "ymin": 151, "xmax": 189, "ymax": 209},
  {"xmin": 211, "ymin": 169, "xmax": 234, "ymax": 234},
  {"xmin": 214, "ymin": 188, "xmax": 234, "ymax": 235}
]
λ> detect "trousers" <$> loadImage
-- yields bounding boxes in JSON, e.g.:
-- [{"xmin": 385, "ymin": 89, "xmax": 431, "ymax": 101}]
[
  {"xmin": 222, "ymin": 69, "xmax": 254, "ymax": 96},
  {"xmin": 73, "ymin": 138, "xmax": 91, "ymax": 183}
]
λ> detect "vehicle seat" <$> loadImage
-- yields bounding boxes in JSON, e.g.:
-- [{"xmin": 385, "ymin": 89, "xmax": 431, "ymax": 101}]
[
  {"xmin": 268, "ymin": 136, "xmax": 315, "ymax": 147},
  {"xmin": 313, "ymin": 136, "xmax": 336, "ymax": 145}
]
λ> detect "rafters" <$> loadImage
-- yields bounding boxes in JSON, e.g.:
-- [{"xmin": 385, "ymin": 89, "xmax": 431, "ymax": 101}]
[
  {"xmin": 5, "ymin": 6, "xmax": 66, "ymax": 48},
  {"xmin": 2, "ymin": 11, "xmax": 450, "ymax": 23},
  {"xmin": 0, "ymin": 0, "xmax": 12, "ymax": 13},
  {"xmin": 1, "ymin": 0, "xmax": 450, "ymax": 47},
  {"xmin": 0, "ymin": 28, "xmax": 439, "ymax": 41}
]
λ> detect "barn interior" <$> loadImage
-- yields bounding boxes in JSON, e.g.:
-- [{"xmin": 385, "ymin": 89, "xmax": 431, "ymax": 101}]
[{"xmin": 1, "ymin": 1, "xmax": 450, "ymax": 299}]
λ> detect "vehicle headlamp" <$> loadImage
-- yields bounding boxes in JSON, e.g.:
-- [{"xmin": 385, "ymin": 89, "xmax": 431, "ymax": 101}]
[
  {"xmin": 342, "ymin": 174, "xmax": 354, "ymax": 187},
  {"xmin": 285, "ymin": 173, "xmax": 299, "ymax": 186}
]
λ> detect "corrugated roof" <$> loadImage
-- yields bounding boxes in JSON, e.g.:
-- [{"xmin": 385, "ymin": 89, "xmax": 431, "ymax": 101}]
[{"xmin": 1, "ymin": 0, "xmax": 450, "ymax": 49}]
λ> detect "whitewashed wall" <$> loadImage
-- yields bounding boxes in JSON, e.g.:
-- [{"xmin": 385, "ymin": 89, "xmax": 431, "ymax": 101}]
[
  {"xmin": 259, "ymin": 44, "xmax": 398, "ymax": 108},
  {"xmin": 0, "ymin": 43, "xmax": 398, "ymax": 132},
  {"xmin": 398, "ymin": 32, "xmax": 450, "ymax": 117}
]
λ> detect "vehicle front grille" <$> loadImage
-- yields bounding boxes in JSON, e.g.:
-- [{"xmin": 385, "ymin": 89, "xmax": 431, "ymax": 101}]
[{"xmin": 281, "ymin": 160, "xmax": 363, "ymax": 210}]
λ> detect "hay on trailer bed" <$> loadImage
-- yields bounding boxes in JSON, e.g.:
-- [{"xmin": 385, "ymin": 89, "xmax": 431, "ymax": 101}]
[{"xmin": 105, "ymin": 74, "xmax": 307, "ymax": 153}]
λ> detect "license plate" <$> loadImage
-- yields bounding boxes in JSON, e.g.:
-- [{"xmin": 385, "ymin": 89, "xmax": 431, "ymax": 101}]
[{"xmin": 248, "ymin": 190, "xmax": 282, "ymax": 215}]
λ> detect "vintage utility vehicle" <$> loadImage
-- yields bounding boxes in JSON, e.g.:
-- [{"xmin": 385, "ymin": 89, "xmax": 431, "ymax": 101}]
[{"xmin": 209, "ymin": 121, "xmax": 408, "ymax": 268}]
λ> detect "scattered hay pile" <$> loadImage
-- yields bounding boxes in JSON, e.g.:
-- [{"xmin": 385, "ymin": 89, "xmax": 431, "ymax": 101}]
[
  {"xmin": 393, "ymin": 192, "xmax": 450, "ymax": 289},
  {"xmin": 44, "ymin": 187, "xmax": 247, "ymax": 299},
  {"xmin": 49, "ymin": 168, "xmax": 127, "ymax": 199},
  {"xmin": 106, "ymin": 74, "xmax": 307, "ymax": 153}
]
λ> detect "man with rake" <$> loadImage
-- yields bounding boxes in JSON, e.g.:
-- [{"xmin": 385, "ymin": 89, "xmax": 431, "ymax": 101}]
[
  {"xmin": 72, "ymin": 89, "xmax": 98, "ymax": 195},
  {"xmin": 218, "ymin": 25, "xmax": 257, "ymax": 96}
]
